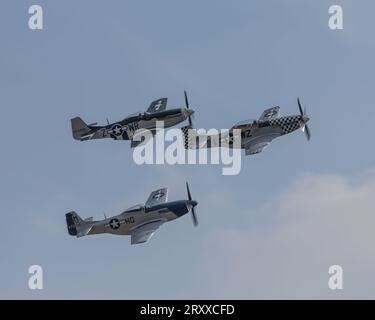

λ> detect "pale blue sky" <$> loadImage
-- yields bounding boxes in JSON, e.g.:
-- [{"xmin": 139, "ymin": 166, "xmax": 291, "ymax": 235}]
[{"xmin": 1, "ymin": 0, "xmax": 375, "ymax": 299}]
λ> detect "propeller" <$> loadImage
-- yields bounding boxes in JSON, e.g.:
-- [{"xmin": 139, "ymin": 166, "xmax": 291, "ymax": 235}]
[
  {"xmin": 297, "ymin": 97, "xmax": 311, "ymax": 141},
  {"xmin": 184, "ymin": 90, "xmax": 193, "ymax": 127},
  {"xmin": 186, "ymin": 182, "xmax": 198, "ymax": 226}
]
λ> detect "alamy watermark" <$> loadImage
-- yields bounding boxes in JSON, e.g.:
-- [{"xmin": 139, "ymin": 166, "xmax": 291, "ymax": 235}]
[
  {"xmin": 328, "ymin": 265, "xmax": 343, "ymax": 290},
  {"xmin": 28, "ymin": 265, "xmax": 43, "ymax": 290},
  {"xmin": 328, "ymin": 5, "xmax": 344, "ymax": 30},
  {"xmin": 132, "ymin": 121, "xmax": 242, "ymax": 176},
  {"xmin": 28, "ymin": 5, "xmax": 43, "ymax": 30}
]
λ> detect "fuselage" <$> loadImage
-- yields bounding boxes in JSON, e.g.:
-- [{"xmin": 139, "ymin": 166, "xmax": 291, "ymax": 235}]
[
  {"xmin": 87, "ymin": 200, "xmax": 195, "ymax": 236},
  {"xmin": 82, "ymin": 108, "xmax": 192, "ymax": 141},
  {"xmin": 231, "ymin": 114, "xmax": 306, "ymax": 148}
]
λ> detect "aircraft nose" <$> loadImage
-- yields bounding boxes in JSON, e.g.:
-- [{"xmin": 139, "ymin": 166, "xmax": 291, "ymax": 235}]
[
  {"xmin": 187, "ymin": 108, "xmax": 194, "ymax": 116},
  {"xmin": 182, "ymin": 108, "xmax": 193, "ymax": 115},
  {"xmin": 190, "ymin": 200, "xmax": 198, "ymax": 207},
  {"xmin": 302, "ymin": 115, "xmax": 310, "ymax": 123}
]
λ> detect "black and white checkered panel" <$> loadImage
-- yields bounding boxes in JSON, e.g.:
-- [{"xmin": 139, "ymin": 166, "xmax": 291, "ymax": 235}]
[
  {"xmin": 181, "ymin": 126, "xmax": 195, "ymax": 149},
  {"xmin": 270, "ymin": 116, "xmax": 301, "ymax": 135}
]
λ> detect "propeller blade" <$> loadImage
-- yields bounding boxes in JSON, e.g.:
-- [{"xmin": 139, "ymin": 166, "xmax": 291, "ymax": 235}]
[
  {"xmin": 186, "ymin": 181, "xmax": 192, "ymax": 200},
  {"xmin": 188, "ymin": 116, "xmax": 193, "ymax": 127},
  {"xmin": 184, "ymin": 90, "xmax": 190, "ymax": 109},
  {"xmin": 186, "ymin": 182, "xmax": 198, "ymax": 226},
  {"xmin": 297, "ymin": 98, "xmax": 311, "ymax": 140},
  {"xmin": 304, "ymin": 124, "xmax": 311, "ymax": 141},
  {"xmin": 184, "ymin": 91, "xmax": 193, "ymax": 127},
  {"xmin": 297, "ymin": 97, "xmax": 303, "ymax": 116},
  {"xmin": 191, "ymin": 206, "xmax": 198, "ymax": 227}
]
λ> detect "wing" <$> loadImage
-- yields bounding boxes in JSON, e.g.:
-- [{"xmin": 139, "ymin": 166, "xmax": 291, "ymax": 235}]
[
  {"xmin": 130, "ymin": 220, "xmax": 166, "ymax": 244},
  {"xmin": 245, "ymin": 142, "xmax": 269, "ymax": 155},
  {"xmin": 244, "ymin": 134, "xmax": 279, "ymax": 156},
  {"xmin": 147, "ymin": 98, "xmax": 168, "ymax": 113},
  {"xmin": 259, "ymin": 106, "xmax": 280, "ymax": 121},
  {"xmin": 145, "ymin": 188, "xmax": 168, "ymax": 206},
  {"xmin": 130, "ymin": 129, "xmax": 157, "ymax": 148}
]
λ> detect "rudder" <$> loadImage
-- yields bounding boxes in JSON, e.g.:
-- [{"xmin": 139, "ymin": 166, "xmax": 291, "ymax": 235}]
[
  {"xmin": 66, "ymin": 211, "xmax": 83, "ymax": 236},
  {"xmin": 71, "ymin": 117, "xmax": 90, "ymax": 140},
  {"xmin": 65, "ymin": 211, "xmax": 93, "ymax": 237}
]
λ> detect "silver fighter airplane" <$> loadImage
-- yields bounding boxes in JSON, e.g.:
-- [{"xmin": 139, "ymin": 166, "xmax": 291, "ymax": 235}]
[
  {"xmin": 71, "ymin": 92, "xmax": 194, "ymax": 148},
  {"xmin": 65, "ymin": 183, "xmax": 198, "ymax": 245},
  {"xmin": 181, "ymin": 98, "xmax": 311, "ymax": 155}
]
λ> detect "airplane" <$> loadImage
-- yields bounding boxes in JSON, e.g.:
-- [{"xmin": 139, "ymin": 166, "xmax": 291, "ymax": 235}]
[
  {"xmin": 181, "ymin": 98, "xmax": 311, "ymax": 155},
  {"xmin": 65, "ymin": 182, "xmax": 198, "ymax": 245},
  {"xmin": 70, "ymin": 92, "xmax": 194, "ymax": 148}
]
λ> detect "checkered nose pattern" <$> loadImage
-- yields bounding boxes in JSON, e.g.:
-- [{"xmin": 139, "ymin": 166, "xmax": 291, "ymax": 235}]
[
  {"xmin": 181, "ymin": 125, "xmax": 193, "ymax": 149},
  {"xmin": 270, "ymin": 116, "xmax": 301, "ymax": 135}
]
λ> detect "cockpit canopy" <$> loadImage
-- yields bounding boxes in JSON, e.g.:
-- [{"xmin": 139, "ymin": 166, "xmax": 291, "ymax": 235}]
[
  {"xmin": 234, "ymin": 119, "xmax": 257, "ymax": 127},
  {"xmin": 124, "ymin": 204, "xmax": 143, "ymax": 213},
  {"xmin": 127, "ymin": 111, "xmax": 142, "ymax": 118}
]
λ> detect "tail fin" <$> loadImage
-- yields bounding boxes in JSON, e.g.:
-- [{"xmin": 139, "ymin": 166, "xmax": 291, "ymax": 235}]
[
  {"xmin": 65, "ymin": 211, "xmax": 93, "ymax": 237},
  {"xmin": 71, "ymin": 117, "xmax": 90, "ymax": 140}
]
